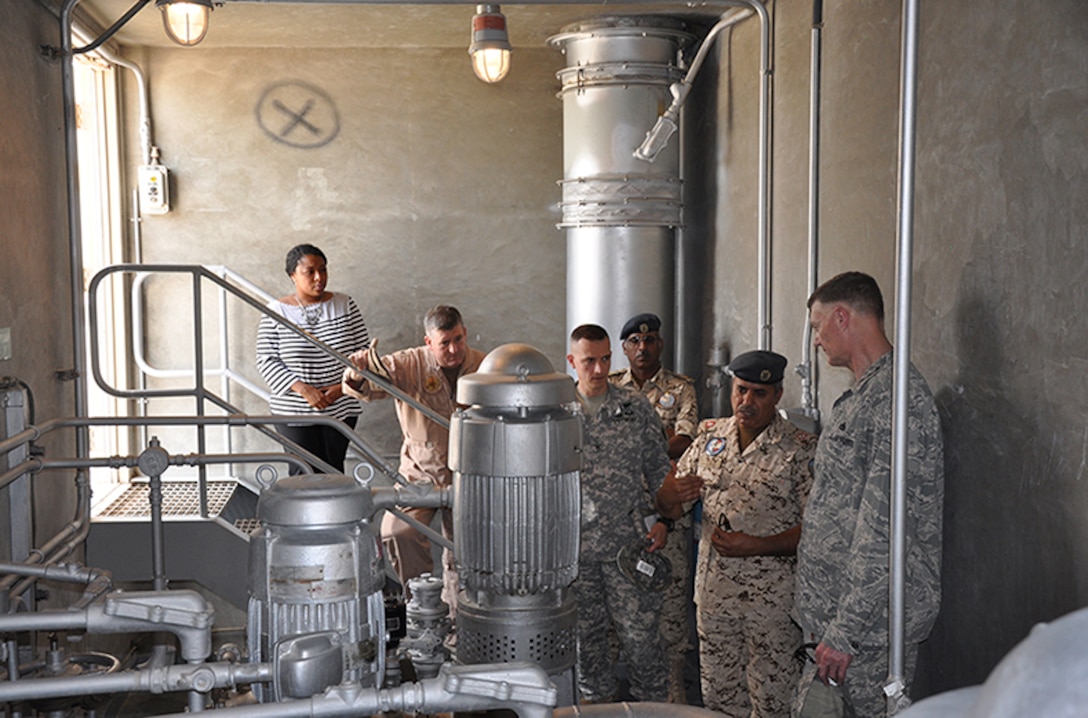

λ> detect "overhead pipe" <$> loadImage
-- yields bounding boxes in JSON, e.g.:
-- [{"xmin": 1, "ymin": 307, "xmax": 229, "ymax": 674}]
[{"xmin": 888, "ymin": 0, "xmax": 921, "ymax": 710}]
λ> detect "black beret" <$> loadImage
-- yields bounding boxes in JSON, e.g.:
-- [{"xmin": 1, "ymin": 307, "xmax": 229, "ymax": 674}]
[
  {"xmin": 620, "ymin": 312, "xmax": 661, "ymax": 340},
  {"xmin": 727, "ymin": 350, "xmax": 788, "ymax": 385}
]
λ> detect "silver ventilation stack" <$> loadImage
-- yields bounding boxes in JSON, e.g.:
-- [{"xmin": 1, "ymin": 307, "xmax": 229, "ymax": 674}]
[
  {"xmin": 549, "ymin": 18, "xmax": 694, "ymax": 368},
  {"xmin": 449, "ymin": 344, "xmax": 582, "ymax": 701},
  {"xmin": 246, "ymin": 473, "xmax": 386, "ymax": 701}
]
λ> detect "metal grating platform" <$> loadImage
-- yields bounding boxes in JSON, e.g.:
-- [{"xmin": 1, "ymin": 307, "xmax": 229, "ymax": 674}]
[
  {"xmin": 233, "ymin": 518, "xmax": 261, "ymax": 535},
  {"xmin": 95, "ymin": 481, "xmax": 237, "ymax": 518}
]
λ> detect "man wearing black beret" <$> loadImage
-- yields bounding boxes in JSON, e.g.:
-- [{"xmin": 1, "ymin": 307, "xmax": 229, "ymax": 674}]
[
  {"xmin": 609, "ymin": 312, "xmax": 698, "ymax": 703},
  {"xmin": 659, "ymin": 349, "xmax": 816, "ymax": 717}
]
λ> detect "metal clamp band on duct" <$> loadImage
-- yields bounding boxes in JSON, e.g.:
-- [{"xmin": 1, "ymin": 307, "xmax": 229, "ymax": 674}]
[
  {"xmin": 449, "ymin": 344, "xmax": 581, "ymax": 673},
  {"xmin": 558, "ymin": 174, "xmax": 683, "ymax": 228}
]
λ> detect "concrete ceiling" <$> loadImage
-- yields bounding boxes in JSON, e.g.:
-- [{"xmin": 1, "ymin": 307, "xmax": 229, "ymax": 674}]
[{"xmin": 75, "ymin": 0, "xmax": 723, "ymax": 51}]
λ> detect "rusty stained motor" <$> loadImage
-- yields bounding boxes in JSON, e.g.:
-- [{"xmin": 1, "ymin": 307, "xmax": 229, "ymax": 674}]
[{"xmin": 246, "ymin": 473, "xmax": 385, "ymax": 701}]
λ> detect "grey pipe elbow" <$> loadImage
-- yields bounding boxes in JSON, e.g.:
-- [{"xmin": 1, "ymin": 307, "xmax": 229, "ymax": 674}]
[{"xmin": 88, "ymin": 590, "xmax": 214, "ymax": 662}]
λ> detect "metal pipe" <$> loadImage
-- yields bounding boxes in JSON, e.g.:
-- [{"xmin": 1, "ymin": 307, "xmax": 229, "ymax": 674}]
[
  {"xmin": 1, "ymin": 419, "xmax": 450, "ymax": 553},
  {"xmin": 0, "ymin": 413, "xmax": 398, "ymax": 486},
  {"xmin": 640, "ymin": 1, "xmax": 770, "ymax": 350},
  {"xmin": 0, "ymin": 590, "xmax": 212, "ymax": 662},
  {"xmin": 554, "ymin": 704, "xmax": 727, "ymax": 717},
  {"xmin": 0, "ymin": 459, "xmax": 39, "ymax": 492},
  {"xmin": 749, "ymin": 0, "xmax": 773, "ymax": 351},
  {"xmin": 73, "ymin": 26, "xmax": 152, "ymax": 165},
  {"xmin": 154, "ymin": 663, "xmax": 557, "ymax": 718},
  {"xmin": 798, "ymin": 0, "xmax": 822, "ymax": 420},
  {"xmin": 888, "ymin": 0, "xmax": 921, "ymax": 707},
  {"xmin": 69, "ymin": 0, "xmax": 153, "ymax": 54},
  {"xmin": 0, "ymin": 660, "xmax": 272, "ymax": 702},
  {"xmin": 3, "ymin": 472, "xmax": 92, "ymax": 602},
  {"xmin": 61, "ymin": 0, "xmax": 91, "ymax": 505}
]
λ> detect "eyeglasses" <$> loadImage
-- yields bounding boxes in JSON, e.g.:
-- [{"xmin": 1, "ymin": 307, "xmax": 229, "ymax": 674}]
[{"xmin": 623, "ymin": 335, "xmax": 660, "ymax": 347}]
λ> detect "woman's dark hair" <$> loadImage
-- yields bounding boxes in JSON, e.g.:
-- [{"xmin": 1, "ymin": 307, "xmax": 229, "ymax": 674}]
[{"xmin": 285, "ymin": 244, "xmax": 327, "ymax": 276}]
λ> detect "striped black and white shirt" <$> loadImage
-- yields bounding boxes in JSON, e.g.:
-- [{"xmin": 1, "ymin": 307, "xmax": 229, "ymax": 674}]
[{"xmin": 256, "ymin": 292, "xmax": 370, "ymax": 420}]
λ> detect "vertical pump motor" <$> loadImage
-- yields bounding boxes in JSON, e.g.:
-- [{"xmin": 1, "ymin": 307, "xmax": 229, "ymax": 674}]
[
  {"xmin": 450, "ymin": 344, "xmax": 582, "ymax": 682},
  {"xmin": 246, "ymin": 473, "xmax": 385, "ymax": 700}
]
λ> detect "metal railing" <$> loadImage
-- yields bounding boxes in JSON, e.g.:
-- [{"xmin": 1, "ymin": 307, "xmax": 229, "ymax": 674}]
[{"xmin": 80, "ymin": 263, "xmax": 453, "ymax": 548}]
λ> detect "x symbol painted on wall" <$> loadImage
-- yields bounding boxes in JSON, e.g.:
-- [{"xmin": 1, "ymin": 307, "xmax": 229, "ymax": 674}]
[
  {"xmin": 272, "ymin": 98, "xmax": 320, "ymax": 136},
  {"xmin": 256, "ymin": 81, "xmax": 340, "ymax": 149}
]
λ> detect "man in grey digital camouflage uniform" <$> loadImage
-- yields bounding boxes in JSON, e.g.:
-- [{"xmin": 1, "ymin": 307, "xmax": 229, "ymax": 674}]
[
  {"xmin": 660, "ymin": 350, "xmax": 816, "ymax": 717},
  {"xmin": 567, "ymin": 323, "xmax": 671, "ymax": 703},
  {"xmin": 609, "ymin": 312, "xmax": 698, "ymax": 704},
  {"xmin": 795, "ymin": 271, "xmax": 944, "ymax": 717}
]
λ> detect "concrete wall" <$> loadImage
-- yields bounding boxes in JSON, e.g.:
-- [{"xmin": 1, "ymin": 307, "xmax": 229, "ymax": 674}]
[
  {"xmin": 0, "ymin": 1, "xmax": 80, "ymax": 562},
  {"xmin": 6, "ymin": 0, "xmax": 1088, "ymax": 702},
  {"xmin": 122, "ymin": 44, "xmax": 565, "ymax": 459},
  {"xmin": 697, "ymin": 0, "xmax": 1088, "ymax": 697}
]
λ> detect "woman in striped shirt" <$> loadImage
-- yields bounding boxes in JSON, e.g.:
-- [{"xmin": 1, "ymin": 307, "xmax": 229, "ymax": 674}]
[{"xmin": 256, "ymin": 244, "xmax": 370, "ymax": 473}]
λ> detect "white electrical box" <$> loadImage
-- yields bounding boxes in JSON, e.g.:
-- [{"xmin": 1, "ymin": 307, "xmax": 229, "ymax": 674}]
[{"xmin": 138, "ymin": 164, "xmax": 170, "ymax": 215}]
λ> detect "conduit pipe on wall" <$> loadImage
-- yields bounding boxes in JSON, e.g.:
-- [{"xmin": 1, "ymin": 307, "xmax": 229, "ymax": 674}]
[
  {"xmin": 888, "ymin": 0, "xmax": 921, "ymax": 710},
  {"xmin": 797, "ymin": 0, "xmax": 822, "ymax": 420},
  {"xmin": 632, "ymin": 7, "xmax": 752, "ymax": 162},
  {"xmin": 72, "ymin": 23, "xmax": 153, "ymax": 165},
  {"xmin": 61, "ymin": 0, "xmax": 91, "ymax": 546}
]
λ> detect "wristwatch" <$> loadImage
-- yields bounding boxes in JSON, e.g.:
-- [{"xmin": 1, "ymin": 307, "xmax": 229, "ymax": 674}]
[{"xmin": 656, "ymin": 515, "xmax": 675, "ymax": 531}]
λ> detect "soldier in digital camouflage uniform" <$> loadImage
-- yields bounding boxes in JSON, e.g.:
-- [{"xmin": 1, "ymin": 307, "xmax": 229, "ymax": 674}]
[
  {"xmin": 609, "ymin": 312, "xmax": 698, "ymax": 704},
  {"xmin": 795, "ymin": 272, "xmax": 944, "ymax": 717},
  {"xmin": 660, "ymin": 350, "xmax": 815, "ymax": 717},
  {"xmin": 567, "ymin": 323, "xmax": 671, "ymax": 703}
]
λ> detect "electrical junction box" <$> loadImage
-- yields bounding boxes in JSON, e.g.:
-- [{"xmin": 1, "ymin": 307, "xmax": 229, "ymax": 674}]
[{"xmin": 138, "ymin": 164, "xmax": 170, "ymax": 215}]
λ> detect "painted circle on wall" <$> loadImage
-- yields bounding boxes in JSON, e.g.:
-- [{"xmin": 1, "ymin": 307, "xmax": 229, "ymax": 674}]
[{"xmin": 256, "ymin": 80, "xmax": 340, "ymax": 149}]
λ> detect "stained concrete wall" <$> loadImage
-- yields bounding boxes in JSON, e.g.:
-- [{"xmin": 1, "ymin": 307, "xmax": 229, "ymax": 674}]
[
  {"xmin": 695, "ymin": 0, "xmax": 1088, "ymax": 698},
  {"xmin": 0, "ymin": 1, "xmax": 80, "ymax": 562},
  {"xmin": 120, "ymin": 44, "xmax": 566, "ymax": 460},
  {"xmin": 6, "ymin": 0, "xmax": 1088, "ymax": 702}
]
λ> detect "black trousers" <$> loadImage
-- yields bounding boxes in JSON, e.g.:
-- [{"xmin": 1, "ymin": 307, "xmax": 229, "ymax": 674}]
[{"xmin": 275, "ymin": 415, "xmax": 358, "ymax": 474}]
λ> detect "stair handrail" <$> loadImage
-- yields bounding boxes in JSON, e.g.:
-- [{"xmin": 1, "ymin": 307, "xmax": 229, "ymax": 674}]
[{"xmin": 87, "ymin": 264, "xmax": 451, "ymax": 428}]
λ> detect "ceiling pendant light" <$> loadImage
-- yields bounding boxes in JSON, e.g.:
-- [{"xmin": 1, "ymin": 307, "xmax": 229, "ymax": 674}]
[
  {"xmin": 157, "ymin": 0, "xmax": 213, "ymax": 47},
  {"xmin": 469, "ymin": 4, "xmax": 511, "ymax": 84}
]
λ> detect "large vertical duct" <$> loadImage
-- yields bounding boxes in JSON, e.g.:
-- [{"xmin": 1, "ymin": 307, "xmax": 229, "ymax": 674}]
[
  {"xmin": 449, "ymin": 343, "xmax": 582, "ymax": 705},
  {"xmin": 549, "ymin": 19, "xmax": 694, "ymax": 366}
]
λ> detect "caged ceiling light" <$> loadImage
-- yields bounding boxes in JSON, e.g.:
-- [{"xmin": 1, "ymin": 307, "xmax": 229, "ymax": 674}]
[
  {"xmin": 157, "ymin": 0, "xmax": 214, "ymax": 47},
  {"xmin": 469, "ymin": 4, "xmax": 511, "ymax": 84}
]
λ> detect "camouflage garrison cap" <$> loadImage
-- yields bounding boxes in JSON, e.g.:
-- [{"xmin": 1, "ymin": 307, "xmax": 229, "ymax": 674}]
[
  {"xmin": 620, "ymin": 312, "xmax": 661, "ymax": 340},
  {"xmin": 727, "ymin": 350, "xmax": 787, "ymax": 384}
]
